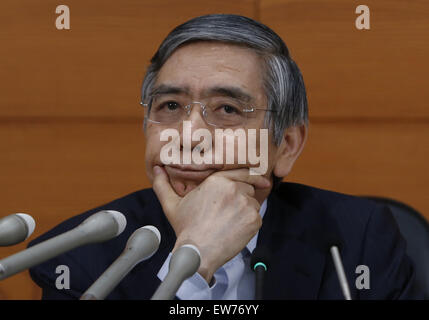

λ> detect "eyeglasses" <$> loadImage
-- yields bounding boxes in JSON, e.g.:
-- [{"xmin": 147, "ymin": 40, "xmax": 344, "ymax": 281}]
[{"xmin": 140, "ymin": 95, "xmax": 275, "ymax": 128}]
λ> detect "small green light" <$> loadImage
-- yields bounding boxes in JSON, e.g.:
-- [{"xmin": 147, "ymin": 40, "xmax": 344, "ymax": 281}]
[{"xmin": 253, "ymin": 262, "xmax": 267, "ymax": 271}]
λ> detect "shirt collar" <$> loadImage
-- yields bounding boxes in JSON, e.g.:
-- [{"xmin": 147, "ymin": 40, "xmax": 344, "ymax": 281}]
[{"xmin": 245, "ymin": 198, "xmax": 267, "ymax": 253}]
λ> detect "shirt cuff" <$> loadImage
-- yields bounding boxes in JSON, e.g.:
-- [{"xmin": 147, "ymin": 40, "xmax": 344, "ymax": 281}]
[{"xmin": 157, "ymin": 252, "xmax": 219, "ymax": 300}]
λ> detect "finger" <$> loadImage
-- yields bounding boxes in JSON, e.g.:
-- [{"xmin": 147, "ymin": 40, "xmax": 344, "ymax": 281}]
[
  {"xmin": 235, "ymin": 181, "xmax": 255, "ymax": 197},
  {"xmin": 214, "ymin": 168, "xmax": 271, "ymax": 189},
  {"xmin": 152, "ymin": 166, "xmax": 181, "ymax": 216},
  {"xmin": 246, "ymin": 195, "xmax": 262, "ymax": 213},
  {"xmin": 246, "ymin": 196, "xmax": 263, "ymax": 231}
]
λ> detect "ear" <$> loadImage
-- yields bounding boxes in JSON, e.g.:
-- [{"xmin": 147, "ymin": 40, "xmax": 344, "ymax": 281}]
[{"xmin": 273, "ymin": 124, "xmax": 308, "ymax": 178}]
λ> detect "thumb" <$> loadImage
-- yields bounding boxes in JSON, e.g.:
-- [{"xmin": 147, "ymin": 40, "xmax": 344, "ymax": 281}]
[{"xmin": 152, "ymin": 166, "xmax": 181, "ymax": 216}]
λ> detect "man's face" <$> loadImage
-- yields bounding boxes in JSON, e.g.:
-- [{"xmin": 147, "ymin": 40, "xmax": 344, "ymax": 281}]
[{"xmin": 144, "ymin": 42, "xmax": 280, "ymax": 200}]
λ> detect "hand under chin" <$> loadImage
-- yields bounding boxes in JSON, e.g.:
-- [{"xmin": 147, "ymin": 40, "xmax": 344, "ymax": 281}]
[{"xmin": 169, "ymin": 178, "xmax": 201, "ymax": 197}]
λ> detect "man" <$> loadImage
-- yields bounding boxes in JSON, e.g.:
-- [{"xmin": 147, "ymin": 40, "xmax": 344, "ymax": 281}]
[{"xmin": 28, "ymin": 14, "xmax": 422, "ymax": 299}]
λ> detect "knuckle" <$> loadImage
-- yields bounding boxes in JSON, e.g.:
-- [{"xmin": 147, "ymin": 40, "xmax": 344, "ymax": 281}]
[
  {"xmin": 237, "ymin": 193, "xmax": 248, "ymax": 207},
  {"xmin": 246, "ymin": 184, "xmax": 255, "ymax": 196},
  {"xmin": 223, "ymin": 180, "xmax": 237, "ymax": 193},
  {"xmin": 251, "ymin": 209, "xmax": 262, "ymax": 223},
  {"xmin": 247, "ymin": 212, "xmax": 262, "ymax": 233},
  {"xmin": 249, "ymin": 203, "xmax": 262, "ymax": 228},
  {"xmin": 230, "ymin": 182, "xmax": 239, "ymax": 193},
  {"xmin": 251, "ymin": 215, "xmax": 262, "ymax": 233},
  {"xmin": 205, "ymin": 175, "xmax": 217, "ymax": 184},
  {"xmin": 242, "ymin": 201, "xmax": 261, "ymax": 224}
]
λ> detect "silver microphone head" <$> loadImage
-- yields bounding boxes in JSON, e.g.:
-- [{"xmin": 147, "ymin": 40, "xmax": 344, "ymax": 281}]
[
  {"xmin": 78, "ymin": 210, "xmax": 127, "ymax": 243},
  {"xmin": 0, "ymin": 213, "xmax": 36, "ymax": 246},
  {"xmin": 125, "ymin": 225, "xmax": 161, "ymax": 262}
]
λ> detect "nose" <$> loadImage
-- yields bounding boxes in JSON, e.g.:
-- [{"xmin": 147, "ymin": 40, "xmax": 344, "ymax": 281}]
[
  {"xmin": 180, "ymin": 102, "xmax": 213, "ymax": 151},
  {"xmin": 186, "ymin": 103, "xmax": 209, "ymax": 129}
]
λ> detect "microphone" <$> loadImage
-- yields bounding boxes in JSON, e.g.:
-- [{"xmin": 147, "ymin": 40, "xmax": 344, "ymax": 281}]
[
  {"xmin": 322, "ymin": 233, "xmax": 351, "ymax": 300},
  {"xmin": 80, "ymin": 225, "xmax": 161, "ymax": 300},
  {"xmin": 301, "ymin": 227, "xmax": 352, "ymax": 300},
  {"xmin": 330, "ymin": 244, "xmax": 352, "ymax": 300},
  {"xmin": 250, "ymin": 246, "xmax": 271, "ymax": 300},
  {"xmin": 0, "ymin": 213, "xmax": 36, "ymax": 246},
  {"xmin": 151, "ymin": 244, "xmax": 201, "ymax": 300},
  {"xmin": 0, "ymin": 210, "xmax": 126, "ymax": 281}
]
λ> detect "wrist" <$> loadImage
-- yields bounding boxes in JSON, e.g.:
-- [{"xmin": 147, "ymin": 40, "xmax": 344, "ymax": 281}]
[
  {"xmin": 173, "ymin": 238, "xmax": 218, "ymax": 284},
  {"xmin": 197, "ymin": 264, "xmax": 216, "ymax": 285}
]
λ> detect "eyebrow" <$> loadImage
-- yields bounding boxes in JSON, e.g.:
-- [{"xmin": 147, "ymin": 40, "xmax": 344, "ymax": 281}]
[
  {"xmin": 150, "ymin": 84, "xmax": 254, "ymax": 103},
  {"xmin": 150, "ymin": 84, "xmax": 189, "ymax": 96},
  {"xmin": 206, "ymin": 86, "xmax": 253, "ymax": 103}
]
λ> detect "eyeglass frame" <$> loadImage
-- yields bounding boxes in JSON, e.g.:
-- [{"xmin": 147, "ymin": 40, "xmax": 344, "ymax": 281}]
[{"xmin": 139, "ymin": 99, "xmax": 276, "ymax": 128}]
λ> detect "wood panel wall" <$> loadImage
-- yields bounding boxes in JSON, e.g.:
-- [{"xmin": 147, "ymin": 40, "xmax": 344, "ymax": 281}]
[{"xmin": 0, "ymin": 0, "xmax": 427, "ymax": 299}]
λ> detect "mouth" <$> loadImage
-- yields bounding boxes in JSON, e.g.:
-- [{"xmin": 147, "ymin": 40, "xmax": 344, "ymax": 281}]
[{"xmin": 164, "ymin": 165, "xmax": 218, "ymax": 181}]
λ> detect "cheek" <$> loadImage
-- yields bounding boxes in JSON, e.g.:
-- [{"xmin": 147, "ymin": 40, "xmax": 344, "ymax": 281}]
[
  {"xmin": 265, "ymin": 137, "xmax": 279, "ymax": 170},
  {"xmin": 144, "ymin": 126, "xmax": 164, "ymax": 178},
  {"xmin": 219, "ymin": 129, "xmax": 273, "ymax": 170}
]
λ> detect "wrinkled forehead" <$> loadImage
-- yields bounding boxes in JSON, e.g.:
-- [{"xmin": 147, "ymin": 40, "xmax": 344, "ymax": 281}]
[{"xmin": 154, "ymin": 42, "xmax": 266, "ymax": 102}]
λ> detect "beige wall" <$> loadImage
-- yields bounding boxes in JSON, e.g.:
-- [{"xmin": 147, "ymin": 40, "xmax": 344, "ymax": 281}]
[{"xmin": 0, "ymin": 0, "xmax": 428, "ymax": 299}]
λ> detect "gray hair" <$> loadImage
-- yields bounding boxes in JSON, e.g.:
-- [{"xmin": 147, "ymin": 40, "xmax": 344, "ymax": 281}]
[{"xmin": 141, "ymin": 14, "xmax": 308, "ymax": 146}]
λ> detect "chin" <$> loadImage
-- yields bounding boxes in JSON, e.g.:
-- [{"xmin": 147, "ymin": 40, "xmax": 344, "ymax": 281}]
[
  {"xmin": 163, "ymin": 164, "xmax": 217, "ymax": 197},
  {"xmin": 170, "ymin": 178, "xmax": 200, "ymax": 197}
]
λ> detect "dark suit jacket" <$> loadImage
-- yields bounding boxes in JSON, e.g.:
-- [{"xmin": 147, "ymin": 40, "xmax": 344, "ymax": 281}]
[{"xmin": 28, "ymin": 182, "xmax": 423, "ymax": 299}]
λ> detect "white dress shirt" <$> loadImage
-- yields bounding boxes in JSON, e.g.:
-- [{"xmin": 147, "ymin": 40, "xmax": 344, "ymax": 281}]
[{"xmin": 157, "ymin": 199, "xmax": 268, "ymax": 300}]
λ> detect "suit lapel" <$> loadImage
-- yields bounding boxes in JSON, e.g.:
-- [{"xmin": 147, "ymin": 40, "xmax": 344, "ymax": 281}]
[{"xmin": 257, "ymin": 188, "xmax": 327, "ymax": 299}]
